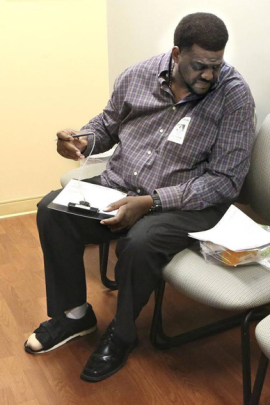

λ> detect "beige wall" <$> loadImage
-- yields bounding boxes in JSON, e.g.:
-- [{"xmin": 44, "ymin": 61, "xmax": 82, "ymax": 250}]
[
  {"xmin": 0, "ymin": 0, "xmax": 109, "ymax": 217},
  {"xmin": 106, "ymin": 0, "xmax": 270, "ymax": 130}
]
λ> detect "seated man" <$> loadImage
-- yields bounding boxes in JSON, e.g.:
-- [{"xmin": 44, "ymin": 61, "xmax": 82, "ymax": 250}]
[{"xmin": 25, "ymin": 12, "xmax": 255, "ymax": 382}]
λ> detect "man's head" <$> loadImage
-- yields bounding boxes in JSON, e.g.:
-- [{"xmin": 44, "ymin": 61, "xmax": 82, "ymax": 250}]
[
  {"xmin": 172, "ymin": 13, "xmax": 228, "ymax": 96},
  {"xmin": 174, "ymin": 12, "xmax": 228, "ymax": 52}
]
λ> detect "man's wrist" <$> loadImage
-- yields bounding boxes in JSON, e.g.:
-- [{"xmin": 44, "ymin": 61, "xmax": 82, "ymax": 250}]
[{"xmin": 149, "ymin": 191, "xmax": 162, "ymax": 213}]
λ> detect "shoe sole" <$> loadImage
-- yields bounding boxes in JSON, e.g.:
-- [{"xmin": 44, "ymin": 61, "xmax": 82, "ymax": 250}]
[
  {"xmin": 24, "ymin": 325, "xmax": 97, "ymax": 354},
  {"xmin": 80, "ymin": 339, "xmax": 137, "ymax": 383}
]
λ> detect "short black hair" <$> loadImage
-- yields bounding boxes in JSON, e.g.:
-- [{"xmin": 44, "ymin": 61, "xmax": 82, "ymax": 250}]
[{"xmin": 174, "ymin": 13, "xmax": 229, "ymax": 52}]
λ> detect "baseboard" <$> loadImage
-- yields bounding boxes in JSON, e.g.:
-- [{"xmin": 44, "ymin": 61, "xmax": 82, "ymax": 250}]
[{"xmin": 0, "ymin": 196, "xmax": 44, "ymax": 218}]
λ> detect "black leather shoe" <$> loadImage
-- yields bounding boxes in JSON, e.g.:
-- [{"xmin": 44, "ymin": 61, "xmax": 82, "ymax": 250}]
[{"xmin": 80, "ymin": 322, "xmax": 138, "ymax": 382}]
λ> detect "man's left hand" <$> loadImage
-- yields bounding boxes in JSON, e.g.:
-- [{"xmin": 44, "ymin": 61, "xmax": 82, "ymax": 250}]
[{"xmin": 101, "ymin": 196, "xmax": 153, "ymax": 232}]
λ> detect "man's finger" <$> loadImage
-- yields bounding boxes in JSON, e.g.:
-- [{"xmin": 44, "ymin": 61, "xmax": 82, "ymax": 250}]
[
  {"xmin": 56, "ymin": 129, "xmax": 77, "ymax": 141},
  {"xmin": 100, "ymin": 217, "xmax": 120, "ymax": 226},
  {"xmin": 57, "ymin": 141, "xmax": 83, "ymax": 160},
  {"xmin": 103, "ymin": 197, "xmax": 129, "ymax": 212},
  {"xmin": 100, "ymin": 209, "xmax": 125, "ymax": 226},
  {"xmin": 74, "ymin": 136, "xmax": 88, "ymax": 144},
  {"xmin": 109, "ymin": 226, "xmax": 127, "ymax": 233},
  {"xmin": 60, "ymin": 140, "xmax": 80, "ymax": 153},
  {"xmin": 58, "ymin": 149, "xmax": 80, "ymax": 160}
]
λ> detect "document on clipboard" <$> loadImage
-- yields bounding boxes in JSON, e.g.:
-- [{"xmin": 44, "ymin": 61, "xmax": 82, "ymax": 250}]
[{"xmin": 48, "ymin": 179, "xmax": 127, "ymax": 220}]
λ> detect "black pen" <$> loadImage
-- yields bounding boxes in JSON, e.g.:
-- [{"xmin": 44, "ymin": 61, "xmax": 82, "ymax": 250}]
[{"xmin": 54, "ymin": 131, "xmax": 94, "ymax": 141}]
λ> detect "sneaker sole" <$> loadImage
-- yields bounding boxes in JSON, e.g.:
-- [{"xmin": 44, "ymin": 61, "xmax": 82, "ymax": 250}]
[{"xmin": 24, "ymin": 325, "xmax": 97, "ymax": 354}]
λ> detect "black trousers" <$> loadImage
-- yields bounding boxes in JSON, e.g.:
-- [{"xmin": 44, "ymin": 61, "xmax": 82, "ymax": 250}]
[{"xmin": 37, "ymin": 178, "xmax": 228, "ymax": 342}]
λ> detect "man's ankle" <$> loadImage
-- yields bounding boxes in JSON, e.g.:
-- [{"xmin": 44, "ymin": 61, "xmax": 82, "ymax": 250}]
[{"xmin": 65, "ymin": 303, "xmax": 88, "ymax": 320}]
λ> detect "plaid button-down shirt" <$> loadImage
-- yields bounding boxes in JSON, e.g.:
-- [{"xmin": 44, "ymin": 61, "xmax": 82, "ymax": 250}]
[{"xmin": 82, "ymin": 51, "xmax": 255, "ymax": 211}]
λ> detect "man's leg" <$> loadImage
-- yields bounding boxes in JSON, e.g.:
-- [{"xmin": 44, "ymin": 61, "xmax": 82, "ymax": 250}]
[
  {"xmin": 82, "ymin": 204, "xmax": 227, "ymax": 381},
  {"xmin": 25, "ymin": 178, "xmax": 121, "ymax": 353},
  {"xmin": 37, "ymin": 190, "xmax": 116, "ymax": 317},
  {"xmin": 114, "ymin": 204, "xmax": 228, "ymax": 341}
]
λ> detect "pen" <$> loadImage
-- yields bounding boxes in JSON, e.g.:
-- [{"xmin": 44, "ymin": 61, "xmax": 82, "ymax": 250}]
[{"xmin": 54, "ymin": 131, "xmax": 94, "ymax": 141}]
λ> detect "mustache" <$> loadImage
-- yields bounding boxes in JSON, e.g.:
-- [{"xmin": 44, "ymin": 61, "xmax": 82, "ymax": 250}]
[{"xmin": 196, "ymin": 78, "xmax": 215, "ymax": 85}]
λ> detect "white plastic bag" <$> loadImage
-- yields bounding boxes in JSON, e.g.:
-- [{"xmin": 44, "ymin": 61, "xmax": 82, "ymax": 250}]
[{"xmin": 200, "ymin": 226, "xmax": 270, "ymax": 270}]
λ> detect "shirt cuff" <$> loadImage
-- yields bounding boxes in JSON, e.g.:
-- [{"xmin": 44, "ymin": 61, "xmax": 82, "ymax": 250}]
[
  {"xmin": 155, "ymin": 186, "xmax": 182, "ymax": 211},
  {"xmin": 82, "ymin": 135, "xmax": 96, "ymax": 157}
]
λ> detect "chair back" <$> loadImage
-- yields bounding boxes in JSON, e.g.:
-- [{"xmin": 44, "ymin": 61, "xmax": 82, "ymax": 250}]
[{"xmin": 244, "ymin": 114, "xmax": 270, "ymax": 222}]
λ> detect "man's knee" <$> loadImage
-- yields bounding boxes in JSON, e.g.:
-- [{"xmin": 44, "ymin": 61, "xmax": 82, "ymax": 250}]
[
  {"xmin": 116, "ymin": 220, "xmax": 167, "ymax": 263},
  {"xmin": 115, "ymin": 213, "xmax": 190, "ymax": 267},
  {"xmin": 37, "ymin": 190, "xmax": 62, "ymax": 228},
  {"xmin": 116, "ymin": 233, "xmax": 150, "ymax": 258},
  {"xmin": 38, "ymin": 189, "xmax": 61, "ymax": 210}
]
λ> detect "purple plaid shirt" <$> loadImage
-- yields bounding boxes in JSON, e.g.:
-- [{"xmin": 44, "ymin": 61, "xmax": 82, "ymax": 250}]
[{"xmin": 82, "ymin": 51, "xmax": 255, "ymax": 211}]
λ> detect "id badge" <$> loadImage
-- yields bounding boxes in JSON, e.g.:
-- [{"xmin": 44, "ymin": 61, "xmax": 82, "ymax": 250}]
[{"xmin": 168, "ymin": 117, "xmax": 191, "ymax": 145}]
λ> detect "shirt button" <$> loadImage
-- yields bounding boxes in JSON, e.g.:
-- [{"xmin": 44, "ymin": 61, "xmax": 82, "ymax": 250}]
[
  {"xmin": 134, "ymin": 171, "xmax": 138, "ymax": 176},
  {"xmin": 147, "ymin": 151, "xmax": 151, "ymax": 155},
  {"xmin": 137, "ymin": 189, "xmax": 141, "ymax": 193},
  {"xmin": 172, "ymin": 106, "xmax": 176, "ymax": 110},
  {"xmin": 159, "ymin": 129, "xmax": 164, "ymax": 133}
]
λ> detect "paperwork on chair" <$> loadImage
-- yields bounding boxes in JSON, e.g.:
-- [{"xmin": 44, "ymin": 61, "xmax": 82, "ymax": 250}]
[
  {"xmin": 188, "ymin": 205, "xmax": 270, "ymax": 251},
  {"xmin": 48, "ymin": 179, "xmax": 126, "ymax": 220}
]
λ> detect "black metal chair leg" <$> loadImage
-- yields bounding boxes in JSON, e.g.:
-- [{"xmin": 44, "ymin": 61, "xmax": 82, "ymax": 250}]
[
  {"xmin": 249, "ymin": 353, "xmax": 269, "ymax": 405},
  {"xmin": 150, "ymin": 279, "xmax": 270, "ymax": 405},
  {"xmin": 242, "ymin": 310, "xmax": 253, "ymax": 405},
  {"xmin": 150, "ymin": 279, "xmax": 167, "ymax": 347},
  {"xmin": 241, "ymin": 308, "xmax": 269, "ymax": 405},
  {"xmin": 99, "ymin": 242, "xmax": 118, "ymax": 290},
  {"xmin": 151, "ymin": 280, "xmax": 250, "ymax": 350}
]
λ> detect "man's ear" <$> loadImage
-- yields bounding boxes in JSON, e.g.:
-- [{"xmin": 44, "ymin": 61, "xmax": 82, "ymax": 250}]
[{"xmin": 172, "ymin": 46, "xmax": 181, "ymax": 63}]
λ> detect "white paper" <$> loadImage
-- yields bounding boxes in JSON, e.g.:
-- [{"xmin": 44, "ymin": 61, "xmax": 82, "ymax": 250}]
[
  {"xmin": 188, "ymin": 205, "xmax": 270, "ymax": 251},
  {"xmin": 53, "ymin": 179, "xmax": 126, "ymax": 216},
  {"xmin": 168, "ymin": 117, "xmax": 191, "ymax": 145}
]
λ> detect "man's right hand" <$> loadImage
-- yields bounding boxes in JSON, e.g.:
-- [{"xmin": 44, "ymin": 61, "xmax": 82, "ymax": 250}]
[{"xmin": 56, "ymin": 129, "xmax": 88, "ymax": 160}]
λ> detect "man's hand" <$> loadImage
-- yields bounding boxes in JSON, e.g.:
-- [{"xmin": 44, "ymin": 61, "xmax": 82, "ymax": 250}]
[
  {"xmin": 56, "ymin": 129, "xmax": 88, "ymax": 160},
  {"xmin": 101, "ymin": 196, "xmax": 153, "ymax": 232}
]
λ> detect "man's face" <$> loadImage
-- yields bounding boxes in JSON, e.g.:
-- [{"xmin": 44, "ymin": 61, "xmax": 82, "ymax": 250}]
[{"xmin": 173, "ymin": 44, "xmax": 224, "ymax": 95}]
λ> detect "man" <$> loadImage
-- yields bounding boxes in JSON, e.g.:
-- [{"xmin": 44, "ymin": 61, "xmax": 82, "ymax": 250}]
[{"xmin": 25, "ymin": 13, "xmax": 255, "ymax": 382}]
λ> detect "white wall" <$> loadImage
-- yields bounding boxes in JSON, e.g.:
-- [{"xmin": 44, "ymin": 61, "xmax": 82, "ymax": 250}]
[
  {"xmin": 106, "ymin": 0, "xmax": 270, "ymax": 129},
  {"xmin": 0, "ymin": 0, "xmax": 109, "ymax": 216}
]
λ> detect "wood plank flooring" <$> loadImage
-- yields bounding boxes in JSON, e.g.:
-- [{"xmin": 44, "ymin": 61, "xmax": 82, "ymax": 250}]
[{"xmin": 0, "ymin": 213, "xmax": 270, "ymax": 405}]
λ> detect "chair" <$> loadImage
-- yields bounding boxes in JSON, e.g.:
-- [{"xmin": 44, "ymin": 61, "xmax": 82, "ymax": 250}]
[
  {"xmin": 60, "ymin": 148, "xmax": 115, "ymax": 187},
  {"xmin": 249, "ymin": 315, "xmax": 270, "ymax": 405},
  {"xmin": 150, "ymin": 114, "xmax": 270, "ymax": 405},
  {"xmin": 60, "ymin": 147, "xmax": 118, "ymax": 291}
]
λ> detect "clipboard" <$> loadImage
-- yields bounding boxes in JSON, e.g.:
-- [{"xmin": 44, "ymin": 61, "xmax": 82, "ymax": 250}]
[
  {"xmin": 48, "ymin": 201, "xmax": 116, "ymax": 220},
  {"xmin": 48, "ymin": 179, "xmax": 127, "ymax": 220}
]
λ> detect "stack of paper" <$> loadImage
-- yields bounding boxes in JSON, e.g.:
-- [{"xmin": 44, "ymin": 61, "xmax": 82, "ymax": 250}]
[{"xmin": 189, "ymin": 205, "xmax": 270, "ymax": 252}]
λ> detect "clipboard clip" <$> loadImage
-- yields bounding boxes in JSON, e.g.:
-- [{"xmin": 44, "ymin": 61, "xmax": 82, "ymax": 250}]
[{"xmin": 68, "ymin": 201, "xmax": 99, "ymax": 214}]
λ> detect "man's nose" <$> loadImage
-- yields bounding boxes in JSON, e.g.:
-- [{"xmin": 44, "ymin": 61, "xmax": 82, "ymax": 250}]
[{"xmin": 201, "ymin": 68, "xmax": 214, "ymax": 81}]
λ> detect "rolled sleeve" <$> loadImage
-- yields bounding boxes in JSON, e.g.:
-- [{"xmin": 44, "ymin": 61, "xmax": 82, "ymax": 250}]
[
  {"xmin": 81, "ymin": 98, "xmax": 121, "ymax": 157},
  {"xmin": 81, "ymin": 70, "xmax": 130, "ymax": 157}
]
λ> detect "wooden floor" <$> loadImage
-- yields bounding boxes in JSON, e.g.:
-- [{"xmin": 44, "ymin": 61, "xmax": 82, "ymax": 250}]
[{"xmin": 0, "ymin": 213, "xmax": 270, "ymax": 405}]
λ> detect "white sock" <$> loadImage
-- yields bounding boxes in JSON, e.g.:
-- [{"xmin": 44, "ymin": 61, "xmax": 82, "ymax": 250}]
[{"xmin": 65, "ymin": 303, "xmax": 88, "ymax": 320}]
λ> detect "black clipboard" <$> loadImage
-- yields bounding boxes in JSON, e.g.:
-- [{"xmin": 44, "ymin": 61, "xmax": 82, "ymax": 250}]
[
  {"xmin": 47, "ymin": 179, "xmax": 127, "ymax": 220},
  {"xmin": 48, "ymin": 201, "xmax": 115, "ymax": 220}
]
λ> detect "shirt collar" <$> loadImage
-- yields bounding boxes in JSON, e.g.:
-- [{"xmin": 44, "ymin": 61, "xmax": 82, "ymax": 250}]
[
  {"xmin": 209, "ymin": 61, "xmax": 226, "ymax": 91},
  {"xmin": 157, "ymin": 51, "xmax": 172, "ymax": 84}
]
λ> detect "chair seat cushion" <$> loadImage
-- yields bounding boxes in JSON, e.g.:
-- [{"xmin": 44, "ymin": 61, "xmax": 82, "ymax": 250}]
[
  {"xmin": 255, "ymin": 315, "xmax": 270, "ymax": 359},
  {"xmin": 163, "ymin": 246, "xmax": 270, "ymax": 310}
]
